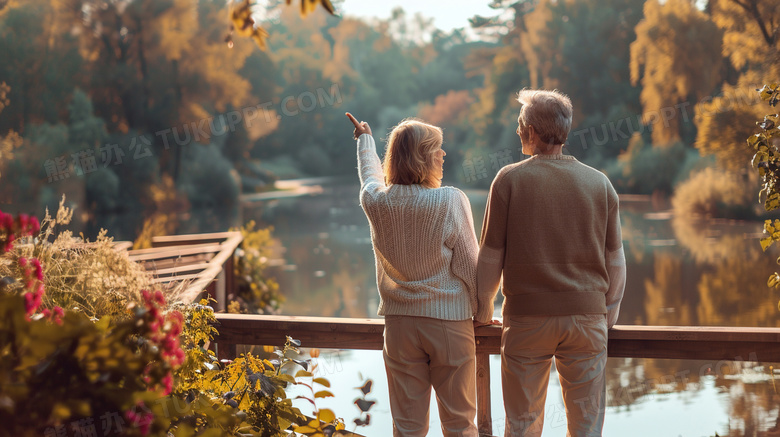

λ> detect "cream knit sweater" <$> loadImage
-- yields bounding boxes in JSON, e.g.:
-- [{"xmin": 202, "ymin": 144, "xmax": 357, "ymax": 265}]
[{"xmin": 357, "ymin": 134, "xmax": 480, "ymax": 320}]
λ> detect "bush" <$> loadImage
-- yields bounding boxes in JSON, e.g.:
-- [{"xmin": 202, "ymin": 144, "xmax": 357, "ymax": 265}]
[
  {"xmin": 0, "ymin": 206, "xmax": 364, "ymax": 436},
  {"xmin": 606, "ymin": 133, "xmax": 691, "ymax": 194},
  {"xmin": 0, "ymin": 197, "xmax": 157, "ymax": 320},
  {"xmin": 671, "ymin": 167, "xmax": 755, "ymax": 220},
  {"xmin": 228, "ymin": 221, "xmax": 284, "ymax": 315},
  {"xmin": 179, "ymin": 144, "xmax": 240, "ymax": 209}
]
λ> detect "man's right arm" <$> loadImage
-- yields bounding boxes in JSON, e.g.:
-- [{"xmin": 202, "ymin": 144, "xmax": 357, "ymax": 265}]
[
  {"xmin": 475, "ymin": 172, "xmax": 509, "ymax": 324},
  {"xmin": 605, "ymin": 190, "xmax": 626, "ymax": 329}
]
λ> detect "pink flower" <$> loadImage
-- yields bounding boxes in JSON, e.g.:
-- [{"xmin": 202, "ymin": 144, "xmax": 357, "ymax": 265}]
[
  {"xmin": 24, "ymin": 293, "xmax": 35, "ymax": 313},
  {"xmin": 45, "ymin": 306, "xmax": 64, "ymax": 325},
  {"xmin": 125, "ymin": 401, "xmax": 154, "ymax": 436},
  {"xmin": 161, "ymin": 373, "xmax": 173, "ymax": 395},
  {"xmin": 17, "ymin": 214, "xmax": 28, "ymax": 231},
  {"xmin": 28, "ymin": 217, "xmax": 40, "ymax": 234},
  {"xmin": 1, "ymin": 212, "xmax": 13, "ymax": 229},
  {"xmin": 31, "ymin": 259, "xmax": 43, "ymax": 281},
  {"xmin": 18, "ymin": 257, "xmax": 27, "ymax": 268}
]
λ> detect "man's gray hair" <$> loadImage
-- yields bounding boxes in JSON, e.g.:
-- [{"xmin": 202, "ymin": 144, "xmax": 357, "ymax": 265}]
[{"xmin": 516, "ymin": 89, "xmax": 573, "ymax": 146}]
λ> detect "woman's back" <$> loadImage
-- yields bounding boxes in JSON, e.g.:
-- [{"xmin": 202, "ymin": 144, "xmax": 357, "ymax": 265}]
[{"xmin": 358, "ymin": 135, "xmax": 478, "ymax": 320}]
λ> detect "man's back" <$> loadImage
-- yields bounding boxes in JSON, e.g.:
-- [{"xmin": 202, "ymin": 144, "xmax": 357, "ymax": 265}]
[{"xmin": 480, "ymin": 154, "xmax": 622, "ymax": 317}]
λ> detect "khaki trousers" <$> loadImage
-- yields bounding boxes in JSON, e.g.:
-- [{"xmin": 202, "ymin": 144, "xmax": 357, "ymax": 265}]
[
  {"xmin": 501, "ymin": 314, "xmax": 608, "ymax": 437},
  {"xmin": 383, "ymin": 315, "xmax": 478, "ymax": 437}
]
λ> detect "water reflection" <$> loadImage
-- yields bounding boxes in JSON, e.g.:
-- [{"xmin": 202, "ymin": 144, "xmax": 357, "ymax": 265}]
[{"xmin": 244, "ymin": 179, "xmax": 780, "ymax": 435}]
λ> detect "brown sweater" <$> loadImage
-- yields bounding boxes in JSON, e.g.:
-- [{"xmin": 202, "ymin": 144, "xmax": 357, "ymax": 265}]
[{"xmin": 476, "ymin": 154, "xmax": 625, "ymax": 321}]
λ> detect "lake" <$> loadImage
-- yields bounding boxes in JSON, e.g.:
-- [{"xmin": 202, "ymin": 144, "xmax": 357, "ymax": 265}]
[{"xmin": 242, "ymin": 176, "xmax": 780, "ymax": 437}]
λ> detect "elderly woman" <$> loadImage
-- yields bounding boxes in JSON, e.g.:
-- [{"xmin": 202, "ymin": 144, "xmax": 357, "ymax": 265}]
[
  {"xmin": 346, "ymin": 112, "xmax": 492, "ymax": 437},
  {"xmin": 475, "ymin": 90, "xmax": 626, "ymax": 436}
]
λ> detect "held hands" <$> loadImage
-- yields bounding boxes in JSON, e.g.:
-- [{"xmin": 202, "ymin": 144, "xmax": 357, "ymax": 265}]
[
  {"xmin": 346, "ymin": 112, "xmax": 372, "ymax": 140},
  {"xmin": 474, "ymin": 319, "xmax": 502, "ymax": 328}
]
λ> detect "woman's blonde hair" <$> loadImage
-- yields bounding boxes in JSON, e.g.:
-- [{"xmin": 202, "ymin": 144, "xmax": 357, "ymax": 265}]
[{"xmin": 383, "ymin": 118, "xmax": 443, "ymax": 188}]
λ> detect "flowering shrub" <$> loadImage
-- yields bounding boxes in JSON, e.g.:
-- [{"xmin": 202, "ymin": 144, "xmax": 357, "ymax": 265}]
[
  {"xmin": 0, "ymin": 292, "xmax": 176, "ymax": 436},
  {"xmin": 0, "ymin": 198, "xmax": 157, "ymax": 320},
  {"xmin": 0, "ymin": 211, "xmax": 39, "ymax": 253},
  {"xmin": 0, "ymin": 207, "xmax": 357, "ymax": 436}
]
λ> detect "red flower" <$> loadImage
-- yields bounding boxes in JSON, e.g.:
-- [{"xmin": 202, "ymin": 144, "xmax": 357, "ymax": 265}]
[
  {"xmin": 51, "ymin": 306, "xmax": 64, "ymax": 325},
  {"xmin": 161, "ymin": 373, "xmax": 173, "ymax": 395},
  {"xmin": 28, "ymin": 216, "xmax": 40, "ymax": 234},
  {"xmin": 125, "ymin": 401, "xmax": 154, "ymax": 436},
  {"xmin": 31, "ymin": 258, "xmax": 43, "ymax": 281}
]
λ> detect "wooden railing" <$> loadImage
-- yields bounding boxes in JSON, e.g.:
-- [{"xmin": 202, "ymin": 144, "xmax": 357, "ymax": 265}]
[
  {"xmin": 211, "ymin": 314, "xmax": 780, "ymax": 437},
  {"xmin": 128, "ymin": 235, "xmax": 780, "ymax": 435}
]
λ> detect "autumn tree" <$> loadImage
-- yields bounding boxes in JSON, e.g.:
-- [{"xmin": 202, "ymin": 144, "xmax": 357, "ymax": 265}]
[
  {"xmin": 693, "ymin": 0, "xmax": 779, "ymax": 171},
  {"xmin": 466, "ymin": 0, "xmax": 644, "ymax": 165},
  {"xmin": 630, "ymin": 0, "xmax": 723, "ymax": 146}
]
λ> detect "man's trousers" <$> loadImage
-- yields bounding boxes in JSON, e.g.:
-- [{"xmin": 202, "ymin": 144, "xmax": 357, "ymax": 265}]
[{"xmin": 502, "ymin": 314, "xmax": 608, "ymax": 437}]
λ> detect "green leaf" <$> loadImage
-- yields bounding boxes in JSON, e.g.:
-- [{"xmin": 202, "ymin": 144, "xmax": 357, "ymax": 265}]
[
  {"xmin": 761, "ymin": 237, "xmax": 774, "ymax": 252},
  {"xmin": 295, "ymin": 370, "xmax": 313, "ymax": 378},
  {"xmin": 314, "ymin": 390, "xmax": 334, "ymax": 398}
]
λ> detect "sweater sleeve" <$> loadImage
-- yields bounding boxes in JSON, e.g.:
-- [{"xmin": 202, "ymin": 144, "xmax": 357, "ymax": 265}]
[
  {"xmin": 605, "ymin": 193, "xmax": 626, "ymax": 328},
  {"xmin": 448, "ymin": 189, "xmax": 480, "ymax": 315},
  {"xmin": 356, "ymin": 133, "xmax": 386, "ymax": 200},
  {"xmin": 475, "ymin": 172, "xmax": 508, "ymax": 323}
]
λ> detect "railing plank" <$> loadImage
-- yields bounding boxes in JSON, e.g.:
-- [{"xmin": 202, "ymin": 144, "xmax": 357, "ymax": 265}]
[
  {"xmin": 213, "ymin": 315, "xmax": 780, "ymax": 362},
  {"xmin": 152, "ymin": 231, "xmax": 242, "ymax": 247},
  {"xmin": 214, "ymin": 314, "xmax": 385, "ymax": 351}
]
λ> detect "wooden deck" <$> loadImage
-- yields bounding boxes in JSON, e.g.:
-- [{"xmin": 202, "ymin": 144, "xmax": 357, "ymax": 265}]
[{"xmin": 125, "ymin": 231, "xmax": 243, "ymax": 309}]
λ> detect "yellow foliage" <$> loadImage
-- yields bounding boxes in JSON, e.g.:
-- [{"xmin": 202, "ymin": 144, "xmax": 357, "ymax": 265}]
[
  {"xmin": 153, "ymin": 0, "xmax": 198, "ymax": 61},
  {"xmin": 519, "ymin": 0, "xmax": 558, "ymax": 90},
  {"xmin": 671, "ymin": 167, "xmax": 754, "ymax": 220},
  {"xmin": 134, "ymin": 175, "xmax": 189, "ymax": 250},
  {"xmin": 694, "ymin": 77, "xmax": 769, "ymax": 171},
  {"xmin": 417, "ymin": 90, "xmax": 474, "ymax": 127},
  {"xmin": 630, "ymin": 0, "xmax": 723, "ymax": 145},
  {"xmin": 0, "ymin": 81, "xmax": 9, "ymax": 113},
  {"xmin": 710, "ymin": 0, "xmax": 780, "ymax": 76}
]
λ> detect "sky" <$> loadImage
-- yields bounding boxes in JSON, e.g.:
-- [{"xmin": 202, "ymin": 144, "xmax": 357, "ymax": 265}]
[{"xmin": 339, "ymin": 0, "xmax": 498, "ymax": 32}]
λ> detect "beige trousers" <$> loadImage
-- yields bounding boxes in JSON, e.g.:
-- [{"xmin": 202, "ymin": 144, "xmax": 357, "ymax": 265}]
[
  {"xmin": 383, "ymin": 315, "xmax": 479, "ymax": 437},
  {"xmin": 501, "ymin": 314, "xmax": 608, "ymax": 437}
]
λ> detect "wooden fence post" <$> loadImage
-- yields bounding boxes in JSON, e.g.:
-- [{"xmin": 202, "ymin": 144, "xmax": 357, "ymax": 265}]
[{"xmin": 476, "ymin": 350, "xmax": 493, "ymax": 436}]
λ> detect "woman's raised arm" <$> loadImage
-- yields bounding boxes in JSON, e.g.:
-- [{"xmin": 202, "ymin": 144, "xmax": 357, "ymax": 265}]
[{"xmin": 346, "ymin": 112, "xmax": 385, "ymax": 196}]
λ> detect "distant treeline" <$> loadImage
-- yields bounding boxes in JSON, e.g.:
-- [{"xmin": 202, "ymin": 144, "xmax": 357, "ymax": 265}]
[{"xmin": 0, "ymin": 0, "xmax": 777, "ymax": 237}]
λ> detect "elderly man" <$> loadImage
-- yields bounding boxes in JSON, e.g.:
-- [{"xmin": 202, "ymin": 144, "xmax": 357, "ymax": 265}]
[{"xmin": 474, "ymin": 89, "xmax": 626, "ymax": 436}]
